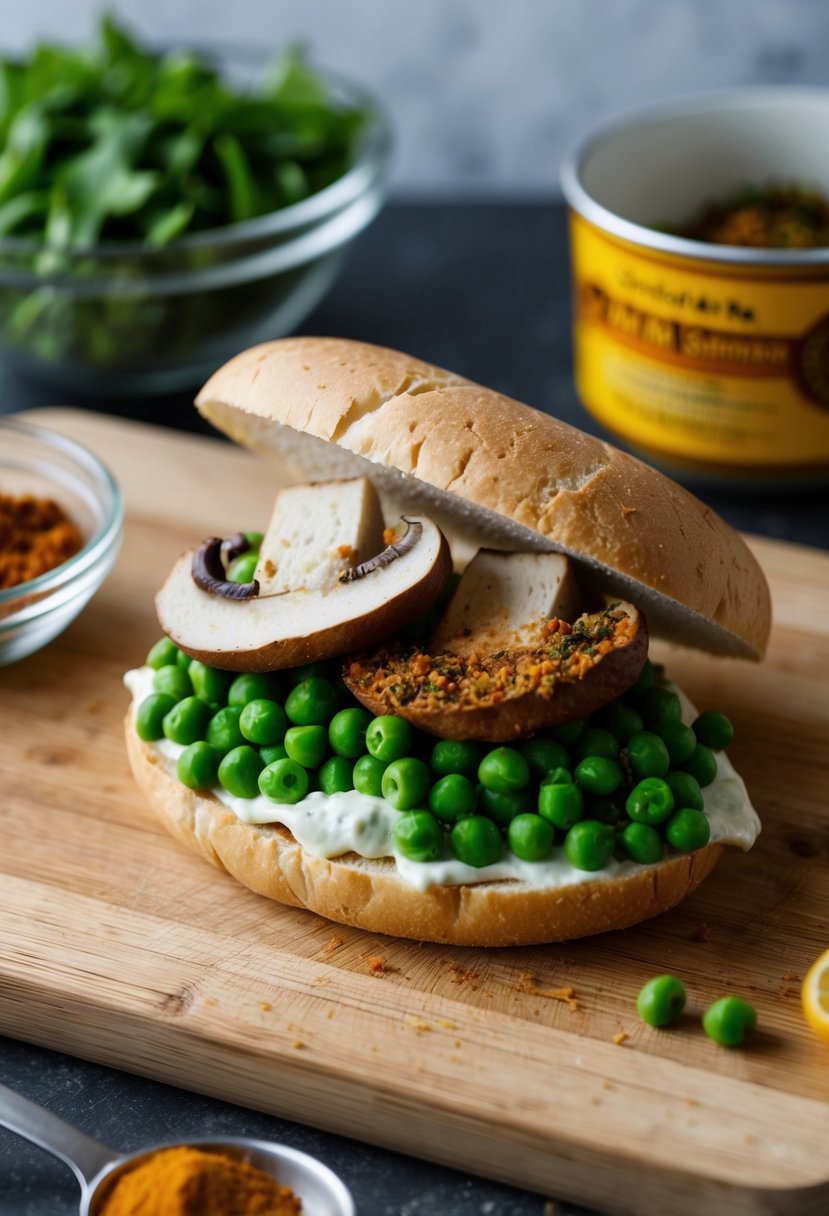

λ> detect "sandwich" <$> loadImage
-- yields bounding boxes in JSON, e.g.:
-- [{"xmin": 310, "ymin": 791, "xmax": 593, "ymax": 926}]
[{"xmin": 125, "ymin": 338, "xmax": 769, "ymax": 946}]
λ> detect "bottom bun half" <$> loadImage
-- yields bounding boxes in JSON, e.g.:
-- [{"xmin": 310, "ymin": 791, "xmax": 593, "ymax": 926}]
[{"xmin": 126, "ymin": 722, "xmax": 724, "ymax": 947}]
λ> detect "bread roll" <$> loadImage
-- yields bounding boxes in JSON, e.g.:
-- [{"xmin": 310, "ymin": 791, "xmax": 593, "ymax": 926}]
[{"xmin": 196, "ymin": 338, "xmax": 771, "ymax": 659}]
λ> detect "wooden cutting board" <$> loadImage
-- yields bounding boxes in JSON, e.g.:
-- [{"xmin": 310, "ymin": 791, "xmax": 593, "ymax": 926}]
[{"xmin": 2, "ymin": 409, "xmax": 828, "ymax": 1216}]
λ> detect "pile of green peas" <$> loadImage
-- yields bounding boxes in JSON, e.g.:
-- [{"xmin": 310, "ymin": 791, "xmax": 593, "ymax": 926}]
[{"xmin": 137, "ymin": 639, "xmax": 734, "ymax": 874}]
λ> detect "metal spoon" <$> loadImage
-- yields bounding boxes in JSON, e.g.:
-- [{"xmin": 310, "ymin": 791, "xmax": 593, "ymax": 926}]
[{"xmin": 0, "ymin": 1080, "xmax": 355, "ymax": 1215}]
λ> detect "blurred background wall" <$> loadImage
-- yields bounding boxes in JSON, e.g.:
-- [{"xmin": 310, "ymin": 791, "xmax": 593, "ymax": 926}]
[{"xmin": 4, "ymin": 0, "xmax": 829, "ymax": 196}]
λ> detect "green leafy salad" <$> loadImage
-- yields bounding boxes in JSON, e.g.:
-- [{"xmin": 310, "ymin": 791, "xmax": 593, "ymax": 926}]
[{"xmin": 0, "ymin": 15, "xmax": 368, "ymax": 248}]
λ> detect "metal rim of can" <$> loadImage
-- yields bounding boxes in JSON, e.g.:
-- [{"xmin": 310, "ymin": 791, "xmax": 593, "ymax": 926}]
[{"xmin": 560, "ymin": 85, "xmax": 829, "ymax": 267}]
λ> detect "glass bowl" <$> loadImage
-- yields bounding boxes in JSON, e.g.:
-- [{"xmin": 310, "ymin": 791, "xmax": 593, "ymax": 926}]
[
  {"xmin": 0, "ymin": 68, "xmax": 392, "ymax": 397},
  {"xmin": 0, "ymin": 417, "xmax": 123, "ymax": 666}
]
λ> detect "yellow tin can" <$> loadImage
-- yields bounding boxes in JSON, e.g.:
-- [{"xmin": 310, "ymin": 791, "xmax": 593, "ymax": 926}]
[{"xmin": 561, "ymin": 89, "xmax": 829, "ymax": 480}]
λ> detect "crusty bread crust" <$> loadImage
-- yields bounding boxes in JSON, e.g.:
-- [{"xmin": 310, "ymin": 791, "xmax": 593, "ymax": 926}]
[
  {"xmin": 196, "ymin": 338, "xmax": 771, "ymax": 660},
  {"xmin": 126, "ymin": 720, "xmax": 724, "ymax": 947}
]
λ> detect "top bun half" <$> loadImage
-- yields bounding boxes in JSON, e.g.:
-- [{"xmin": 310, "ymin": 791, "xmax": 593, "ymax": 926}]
[{"xmin": 195, "ymin": 338, "xmax": 771, "ymax": 659}]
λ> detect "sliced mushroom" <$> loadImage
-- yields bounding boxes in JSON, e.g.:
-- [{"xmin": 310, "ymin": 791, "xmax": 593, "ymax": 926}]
[
  {"xmin": 156, "ymin": 514, "xmax": 451, "ymax": 671},
  {"xmin": 343, "ymin": 602, "xmax": 649, "ymax": 741}
]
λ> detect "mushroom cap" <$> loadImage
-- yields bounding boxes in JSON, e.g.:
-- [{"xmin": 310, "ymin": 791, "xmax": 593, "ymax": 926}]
[{"xmin": 156, "ymin": 515, "xmax": 451, "ymax": 671}]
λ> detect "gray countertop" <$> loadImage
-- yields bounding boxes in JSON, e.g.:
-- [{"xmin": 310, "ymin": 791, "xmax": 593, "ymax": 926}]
[{"xmin": 0, "ymin": 202, "xmax": 825, "ymax": 1216}]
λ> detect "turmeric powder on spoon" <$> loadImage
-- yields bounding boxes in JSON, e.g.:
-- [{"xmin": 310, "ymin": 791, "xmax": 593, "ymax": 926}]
[{"xmin": 98, "ymin": 1144, "xmax": 302, "ymax": 1216}]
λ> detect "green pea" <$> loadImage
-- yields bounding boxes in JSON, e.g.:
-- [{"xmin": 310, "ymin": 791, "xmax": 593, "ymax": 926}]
[
  {"xmin": 393, "ymin": 810, "xmax": 444, "ymax": 862},
  {"xmin": 429, "ymin": 773, "xmax": 477, "ymax": 823},
  {"xmin": 146, "ymin": 637, "xmax": 179, "ymax": 669},
  {"xmin": 319, "ymin": 755, "xmax": 354, "ymax": 795},
  {"xmin": 381, "ymin": 757, "xmax": 431, "ymax": 811},
  {"xmin": 284, "ymin": 725, "xmax": 328, "ymax": 769},
  {"xmin": 353, "ymin": 754, "xmax": 388, "ymax": 797},
  {"xmin": 240, "ymin": 698, "xmax": 287, "ymax": 746},
  {"xmin": 626, "ymin": 777, "xmax": 675, "ymax": 826},
  {"xmin": 206, "ymin": 705, "xmax": 245, "ymax": 755},
  {"xmin": 175, "ymin": 649, "xmax": 193, "ymax": 670},
  {"xmin": 189, "ymin": 661, "xmax": 233, "ymax": 707},
  {"xmin": 574, "ymin": 756, "xmax": 623, "ymax": 796},
  {"xmin": 328, "ymin": 707, "xmax": 373, "ymax": 759},
  {"xmin": 259, "ymin": 758, "xmax": 309, "ymax": 804},
  {"xmin": 285, "ymin": 677, "xmax": 338, "ymax": 726},
  {"xmin": 637, "ymin": 687, "xmax": 682, "ymax": 726},
  {"xmin": 652, "ymin": 718, "xmax": 696, "ymax": 765},
  {"xmin": 693, "ymin": 711, "xmax": 734, "ymax": 751},
  {"xmin": 587, "ymin": 795, "xmax": 625, "ymax": 825},
  {"xmin": 626, "ymin": 731, "xmax": 671, "ymax": 779},
  {"xmin": 620, "ymin": 822, "xmax": 664, "ymax": 865},
  {"xmin": 665, "ymin": 808, "xmax": 711, "ymax": 852},
  {"xmin": 227, "ymin": 551, "xmax": 258, "ymax": 584},
  {"xmin": 176, "ymin": 741, "xmax": 220, "ymax": 790},
  {"xmin": 260, "ymin": 744, "xmax": 288, "ymax": 766},
  {"xmin": 508, "ymin": 813, "xmax": 554, "ymax": 861},
  {"xmin": 243, "ymin": 530, "xmax": 264, "ymax": 549},
  {"xmin": 629, "ymin": 658, "xmax": 657, "ymax": 693},
  {"xmin": 162, "ymin": 696, "xmax": 213, "ymax": 746},
  {"xmin": 702, "ymin": 996, "xmax": 757, "ymax": 1047},
  {"xmin": 478, "ymin": 784, "xmax": 534, "ymax": 826},
  {"xmin": 576, "ymin": 728, "xmax": 620, "ymax": 763},
  {"xmin": 450, "ymin": 815, "xmax": 503, "ymax": 867},
  {"xmin": 366, "ymin": 715, "xmax": 413, "ymax": 762},
  {"xmin": 153, "ymin": 665, "xmax": 193, "ymax": 702},
  {"xmin": 135, "ymin": 693, "xmax": 177, "ymax": 741},
  {"xmin": 229, "ymin": 672, "xmax": 283, "ymax": 708},
  {"xmin": 665, "ymin": 770, "xmax": 704, "ymax": 812},
  {"xmin": 682, "ymin": 743, "xmax": 718, "ymax": 787},
  {"xmin": 519, "ymin": 737, "xmax": 570, "ymax": 777},
  {"xmin": 430, "ymin": 739, "xmax": 486, "ymax": 778},
  {"xmin": 636, "ymin": 975, "xmax": 686, "ymax": 1027},
  {"xmin": 547, "ymin": 719, "xmax": 585, "ymax": 745},
  {"xmin": 563, "ymin": 820, "xmax": 615, "ymax": 871},
  {"xmin": 218, "ymin": 745, "xmax": 264, "ymax": 799},
  {"xmin": 597, "ymin": 700, "xmax": 644, "ymax": 744},
  {"xmin": 288, "ymin": 661, "xmax": 333, "ymax": 686},
  {"xmin": 545, "ymin": 765, "xmax": 573, "ymax": 785},
  {"xmin": 478, "ymin": 747, "xmax": 530, "ymax": 794},
  {"xmin": 538, "ymin": 779, "xmax": 584, "ymax": 831}
]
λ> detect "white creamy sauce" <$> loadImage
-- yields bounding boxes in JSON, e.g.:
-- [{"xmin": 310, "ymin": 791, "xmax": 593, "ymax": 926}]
[{"xmin": 125, "ymin": 666, "xmax": 761, "ymax": 893}]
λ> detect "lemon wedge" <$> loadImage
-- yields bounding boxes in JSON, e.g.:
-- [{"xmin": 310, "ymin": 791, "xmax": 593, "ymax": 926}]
[{"xmin": 802, "ymin": 948, "xmax": 829, "ymax": 1045}]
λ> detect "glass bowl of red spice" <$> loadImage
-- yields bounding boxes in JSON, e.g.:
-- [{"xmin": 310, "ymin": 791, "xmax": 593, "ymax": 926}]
[{"xmin": 0, "ymin": 416, "xmax": 123, "ymax": 665}]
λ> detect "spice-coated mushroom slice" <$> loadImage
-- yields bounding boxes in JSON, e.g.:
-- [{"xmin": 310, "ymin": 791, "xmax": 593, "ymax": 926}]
[
  {"xmin": 342, "ymin": 602, "xmax": 649, "ymax": 741},
  {"xmin": 156, "ymin": 515, "xmax": 451, "ymax": 672}
]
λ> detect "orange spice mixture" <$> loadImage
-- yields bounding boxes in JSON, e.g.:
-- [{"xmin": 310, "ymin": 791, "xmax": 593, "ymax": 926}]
[
  {"xmin": 344, "ymin": 605, "xmax": 635, "ymax": 715},
  {"xmin": 98, "ymin": 1145, "xmax": 302, "ymax": 1216},
  {"xmin": 0, "ymin": 492, "xmax": 83, "ymax": 589}
]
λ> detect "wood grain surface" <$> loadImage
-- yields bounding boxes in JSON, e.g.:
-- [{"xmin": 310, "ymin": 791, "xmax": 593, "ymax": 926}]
[{"xmin": 1, "ymin": 409, "xmax": 828, "ymax": 1216}]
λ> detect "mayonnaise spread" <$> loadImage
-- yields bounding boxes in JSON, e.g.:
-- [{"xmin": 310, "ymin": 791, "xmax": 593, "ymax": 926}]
[{"xmin": 125, "ymin": 667, "xmax": 760, "ymax": 893}]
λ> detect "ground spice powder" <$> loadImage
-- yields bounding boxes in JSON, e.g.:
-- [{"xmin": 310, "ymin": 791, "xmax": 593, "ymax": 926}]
[
  {"xmin": 0, "ymin": 492, "xmax": 83, "ymax": 588},
  {"xmin": 98, "ymin": 1145, "xmax": 302, "ymax": 1216}
]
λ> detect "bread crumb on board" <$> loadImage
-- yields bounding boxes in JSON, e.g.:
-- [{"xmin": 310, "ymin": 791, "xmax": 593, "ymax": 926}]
[
  {"xmin": 447, "ymin": 962, "xmax": 480, "ymax": 989},
  {"xmin": 691, "ymin": 922, "xmax": 712, "ymax": 942},
  {"xmin": 319, "ymin": 935, "xmax": 344, "ymax": 957},
  {"xmin": 513, "ymin": 970, "xmax": 579, "ymax": 1011},
  {"xmin": 367, "ymin": 955, "xmax": 399, "ymax": 976},
  {"xmin": 612, "ymin": 1031, "xmax": 630, "ymax": 1046},
  {"xmin": 260, "ymin": 1001, "xmax": 272, "ymax": 1012}
]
